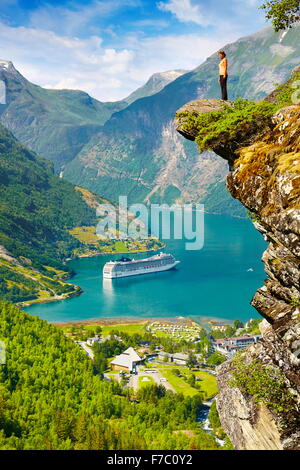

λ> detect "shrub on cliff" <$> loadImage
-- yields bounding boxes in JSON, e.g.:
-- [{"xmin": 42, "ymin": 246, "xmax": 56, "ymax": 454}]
[
  {"xmin": 209, "ymin": 400, "xmax": 226, "ymax": 439},
  {"xmin": 229, "ymin": 355, "xmax": 297, "ymax": 416}
]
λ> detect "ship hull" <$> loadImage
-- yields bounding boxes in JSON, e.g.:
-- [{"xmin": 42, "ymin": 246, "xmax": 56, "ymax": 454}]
[{"xmin": 103, "ymin": 261, "xmax": 180, "ymax": 279}]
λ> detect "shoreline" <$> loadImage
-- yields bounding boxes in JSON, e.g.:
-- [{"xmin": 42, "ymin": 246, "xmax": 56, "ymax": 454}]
[
  {"xmin": 17, "ymin": 288, "xmax": 83, "ymax": 309},
  {"xmin": 53, "ymin": 316, "xmax": 198, "ymax": 328},
  {"xmin": 191, "ymin": 207, "xmax": 247, "ymax": 220},
  {"xmin": 69, "ymin": 243, "xmax": 167, "ymax": 260},
  {"xmin": 54, "ymin": 318, "xmax": 150, "ymax": 328},
  {"xmin": 20, "ymin": 245, "xmax": 168, "ymax": 308}
]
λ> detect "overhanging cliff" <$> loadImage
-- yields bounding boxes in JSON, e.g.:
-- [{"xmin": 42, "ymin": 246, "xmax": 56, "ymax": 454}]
[{"xmin": 175, "ymin": 68, "xmax": 300, "ymax": 450}]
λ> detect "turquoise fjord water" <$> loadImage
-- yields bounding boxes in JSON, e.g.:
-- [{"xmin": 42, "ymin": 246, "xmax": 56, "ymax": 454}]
[{"xmin": 26, "ymin": 214, "xmax": 267, "ymax": 324}]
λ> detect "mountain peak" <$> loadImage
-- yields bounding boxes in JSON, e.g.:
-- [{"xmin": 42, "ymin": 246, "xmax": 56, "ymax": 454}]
[
  {"xmin": 124, "ymin": 69, "xmax": 188, "ymax": 105},
  {"xmin": 0, "ymin": 60, "xmax": 17, "ymax": 73}
]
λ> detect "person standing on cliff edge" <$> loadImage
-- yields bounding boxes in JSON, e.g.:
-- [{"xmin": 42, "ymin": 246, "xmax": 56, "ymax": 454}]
[{"xmin": 218, "ymin": 50, "xmax": 228, "ymax": 101}]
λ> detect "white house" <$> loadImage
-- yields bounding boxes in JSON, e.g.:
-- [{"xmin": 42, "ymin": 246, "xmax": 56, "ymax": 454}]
[
  {"xmin": 110, "ymin": 347, "xmax": 142, "ymax": 372},
  {"xmin": 86, "ymin": 336, "xmax": 101, "ymax": 346},
  {"xmin": 213, "ymin": 334, "xmax": 261, "ymax": 357},
  {"xmin": 158, "ymin": 351, "xmax": 173, "ymax": 362},
  {"xmin": 172, "ymin": 352, "xmax": 189, "ymax": 365}
]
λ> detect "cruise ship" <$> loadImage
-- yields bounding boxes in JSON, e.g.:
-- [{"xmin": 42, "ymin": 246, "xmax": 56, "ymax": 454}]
[{"xmin": 103, "ymin": 252, "xmax": 180, "ymax": 279}]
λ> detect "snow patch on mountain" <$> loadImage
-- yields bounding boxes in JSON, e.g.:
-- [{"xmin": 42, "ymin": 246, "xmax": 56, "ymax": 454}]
[
  {"xmin": 270, "ymin": 43, "xmax": 295, "ymax": 57},
  {"xmin": 154, "ymin": 69, "xmax": 187, "ymax": 81},
  {"xmin": 0, "ymin": 60, "xmax": 15, "ymax": 72}
]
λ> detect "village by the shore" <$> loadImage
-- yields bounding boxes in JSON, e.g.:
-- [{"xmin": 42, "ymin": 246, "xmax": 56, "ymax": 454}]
[{"xmin": 59, "ymin": 317, "xmax": 262, "ymax": 397}]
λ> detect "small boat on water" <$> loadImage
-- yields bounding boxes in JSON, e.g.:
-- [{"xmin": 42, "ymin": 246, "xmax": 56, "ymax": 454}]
[{"xmin": 103, "ymin": 252, "xmax": 180, "ymax": 279}]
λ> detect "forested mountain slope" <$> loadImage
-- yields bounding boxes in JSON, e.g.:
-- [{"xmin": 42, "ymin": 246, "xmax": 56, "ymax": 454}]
[
  {"xmin": 0, "ymin": 301, "xmax": 219, "ymax": 450},
  {"xmin": 0, "ymin": 123, "xmax": 163, "ymax": 304},
  {"xmin": 0, "ymin": 62, "xmax": 185, "ymax": 171},
  {"xmin": 0, "ymin": 61, "xmax": 125, "ymax": 169},
  {"xmin": 0, "ymin": 123, "xmax": 99, "ymax": 303}
]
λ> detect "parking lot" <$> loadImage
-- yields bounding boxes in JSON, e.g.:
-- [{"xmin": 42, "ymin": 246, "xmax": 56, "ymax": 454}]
[{"xmin": 127, "ymin": 367, "xmax": 175, "ymax": 393}]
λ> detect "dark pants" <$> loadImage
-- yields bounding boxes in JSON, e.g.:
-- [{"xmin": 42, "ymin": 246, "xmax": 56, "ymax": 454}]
[{"xmin": 220, "ymin": 75, "xmax": 228, "ymax": 101}]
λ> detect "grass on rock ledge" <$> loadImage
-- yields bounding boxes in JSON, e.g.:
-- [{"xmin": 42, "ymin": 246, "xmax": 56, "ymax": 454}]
[
  {"xmin": 176, "ymin": 99, "xmax": 277, "ymax": 153},
  {"xmin": 176, "ymin": 71, "xmax": 300, "ymax": 154}
]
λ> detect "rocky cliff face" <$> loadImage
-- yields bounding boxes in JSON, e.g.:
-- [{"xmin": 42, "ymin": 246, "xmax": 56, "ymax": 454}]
[{"xmin": 176, "ymin": 72, "xmax": 300, "ymax": 449}]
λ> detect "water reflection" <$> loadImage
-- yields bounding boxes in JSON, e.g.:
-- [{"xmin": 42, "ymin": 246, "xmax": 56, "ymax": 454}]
[{"xmin": 102, "ymin": 278, "xmax": 114, "ymax": 295}]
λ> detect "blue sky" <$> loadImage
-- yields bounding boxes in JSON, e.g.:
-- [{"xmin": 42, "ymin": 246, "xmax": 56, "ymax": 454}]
[{"xmin": 0, "ymin": 0, "xmax": 268, "ymax": 100}]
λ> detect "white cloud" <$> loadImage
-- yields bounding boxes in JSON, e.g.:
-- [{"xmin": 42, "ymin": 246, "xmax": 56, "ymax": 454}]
[
  {"xmin": 125, "ymin": 33, "xmax": 227, "ymax": 81},
  {"xmin": 0, "ymin": 0, "xmax": 269, "ymax": 102},
  {"xmin": 0, "ymin": 23, "xmax": 134, "ymax": 100},
  {"xmin": 0, "ymin": 20, "xmax": 239, "ymax": 101},
  {"xmin": 157, "ymin": 0, "xmax": 209, "ymax": 26}
]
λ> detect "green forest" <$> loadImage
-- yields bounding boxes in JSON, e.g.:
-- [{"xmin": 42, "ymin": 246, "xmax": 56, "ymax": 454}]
[
  {"xmin": 0, "ymin": 124, "xmax": 164, "ymax": 304},
  {"xmin": 0, "ymin": 124, "xmax": 97, "ymax": 268},
  {"xmin": 0, "ymin": 301, "xmax": 222, "ymax": 450},
  {"xmin": 0, "ymin": 123, "xmax": 101, "ymax": 303}
]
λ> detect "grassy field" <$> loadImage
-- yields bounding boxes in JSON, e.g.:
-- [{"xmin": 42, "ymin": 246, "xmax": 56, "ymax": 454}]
[
  {"xmin": 157, "ymin": 366, "xmax": 199, "ymax": 397},
  {"xmin": 61, "ymin": 322, "xmax": 148, "ymax": 337},
  {"xmin": 158, "ymin": 365, "xmax": 217, "ymax": 399},
  {"xmin": 69, "ymin": 226, "xmax": 99, "ymax": 245},
  {"xmin": 96, "ymin": 322, "xmax": 147, "ymax": 337},
  {"xmin": 192, "ymin": 370, "xmax": 218, "ymax": 398}
]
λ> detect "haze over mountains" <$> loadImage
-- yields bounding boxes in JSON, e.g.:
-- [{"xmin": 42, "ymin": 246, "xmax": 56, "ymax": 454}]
[{"xmin": 0, "ymin": 25, "xmax": 299, "ymax": 216}]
